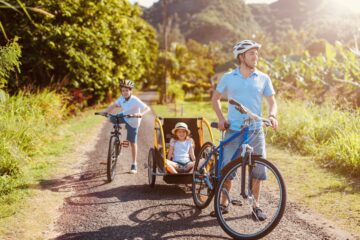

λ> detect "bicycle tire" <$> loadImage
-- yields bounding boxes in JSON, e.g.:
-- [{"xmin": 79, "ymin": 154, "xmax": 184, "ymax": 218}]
[
  {"xmin": 107, "ymin": 136, "xmax": 120, "ymax": 182},
  {"xmin": 148, "ymin": 148, "xmax": 156, "ymax": 187},
  {"xmin": 192, "ymin": 142, "xmax": 216, "ymax": 209},
  {"xmin": 214, "ymin": 157, "xmax": 286, "ymax": 240}
]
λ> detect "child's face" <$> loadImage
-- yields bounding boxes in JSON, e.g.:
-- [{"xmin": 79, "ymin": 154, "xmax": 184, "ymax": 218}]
[
  {"xmin": 176, "ymin": 129, "xmax": 187, "ymax": 140},
  {"xmin": 121, "ymin": 87, "xmax": 132, "ymax": 98}
]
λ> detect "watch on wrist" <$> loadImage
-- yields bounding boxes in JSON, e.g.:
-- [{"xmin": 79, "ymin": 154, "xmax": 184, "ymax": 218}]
[{"xmin": 269, "ymin": 114, "xmax": 277, "ymax": 119}]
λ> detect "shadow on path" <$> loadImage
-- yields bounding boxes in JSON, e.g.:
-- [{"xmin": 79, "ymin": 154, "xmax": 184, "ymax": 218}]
[{"xmin": 56, "ymin": 203, "xmax": 229, "ymax": 240}]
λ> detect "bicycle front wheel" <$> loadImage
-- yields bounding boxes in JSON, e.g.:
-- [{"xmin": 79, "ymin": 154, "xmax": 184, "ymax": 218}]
[
  {"xmin": 214, "ymin": 158, "xmax": 286, "ymax": 240},
  {"xmin": 107, "ymin": 136, "xmax": 120, "ymax": 182}
]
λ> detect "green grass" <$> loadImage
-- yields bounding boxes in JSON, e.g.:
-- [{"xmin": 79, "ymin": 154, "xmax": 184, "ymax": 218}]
[
  {"xmin": 268, "ymin": 147, "xmax": 360, "ymax": 236},
  {"xmin": 267, "ymin": 100, "xmax": 360, "ymax": 177},
  {"xmin": 0, "ymin": 107, "xmax": 104, "ymax": 239},
  {"xmin": 0, "ymin": 90, "xmax": 103, "ymax": 218},
  {"xmin": 0, "ymin": 90, "xmax": 64, "ymax": 217}
]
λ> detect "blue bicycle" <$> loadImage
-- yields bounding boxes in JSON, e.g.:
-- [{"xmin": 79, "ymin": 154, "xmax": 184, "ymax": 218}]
[{"xmin": 192, "ymin": 99, "xmax": 286, "ymax": 240}]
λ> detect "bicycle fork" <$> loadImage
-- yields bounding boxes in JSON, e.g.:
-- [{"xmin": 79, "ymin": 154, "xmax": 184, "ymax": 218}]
[{"xmin": 240, "ymin": 144, "xmax": 254, "ymax": 202}]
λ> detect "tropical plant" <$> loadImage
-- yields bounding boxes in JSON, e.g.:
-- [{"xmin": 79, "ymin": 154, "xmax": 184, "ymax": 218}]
[
  {"xmin": 0, "ymin": 38, "xmax": 21, "ymax": 90},
  {"xmin": 155, "ymin": 39, "xmax": 221, "ymax": 102},
  {"xmin": 258, "ymin": 40, "xmax": 360, "ymax": 107}
]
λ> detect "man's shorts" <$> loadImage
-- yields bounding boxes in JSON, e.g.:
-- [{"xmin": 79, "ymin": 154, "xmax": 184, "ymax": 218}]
[
  {"xmin": 109, "ymin": 114, "xmax": 138, "ymax": 143},
  {"xmin": 222, "ymin": 129, "xmax": 267, "ymax": 180}
]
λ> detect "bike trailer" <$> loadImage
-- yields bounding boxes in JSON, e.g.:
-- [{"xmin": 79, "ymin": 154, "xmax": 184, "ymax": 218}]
[{"xmin": 147, "ymin": 117, "xmax": 214, "ymax": 187}]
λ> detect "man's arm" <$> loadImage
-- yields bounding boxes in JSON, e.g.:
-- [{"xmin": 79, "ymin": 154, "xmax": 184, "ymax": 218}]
[
  {"xmin": 211, "ymin": 91, "xmax": 228, "ymax": 130},
  {"xmin": 265, "ymin": 95, "xmax": 278, "ymax": 130}
]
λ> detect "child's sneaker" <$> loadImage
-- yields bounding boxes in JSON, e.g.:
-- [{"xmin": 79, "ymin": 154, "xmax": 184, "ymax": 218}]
[{"xmin": 130, "ymin": 164, "xmax": 137, "ymax": 174}]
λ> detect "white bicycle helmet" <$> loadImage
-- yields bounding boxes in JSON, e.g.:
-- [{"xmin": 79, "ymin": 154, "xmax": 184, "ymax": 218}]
[
  {"xmin": 233, "ymin": 40, "xmax": 261, "ymax": 59},
  {"xmin": 120, "ymin": 79, "xmax": 135, "ymax": 89}
]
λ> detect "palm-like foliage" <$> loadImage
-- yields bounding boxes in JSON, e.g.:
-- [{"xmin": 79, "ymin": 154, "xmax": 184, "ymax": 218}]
[{"xmin": 0, "ymin": 0, "xmax": 54, "ymax": 40}]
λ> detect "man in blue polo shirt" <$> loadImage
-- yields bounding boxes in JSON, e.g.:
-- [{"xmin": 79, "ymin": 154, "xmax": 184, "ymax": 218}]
[{"xmin": 211, "ymin": 40, "xmax": 278, "ymax": 221}]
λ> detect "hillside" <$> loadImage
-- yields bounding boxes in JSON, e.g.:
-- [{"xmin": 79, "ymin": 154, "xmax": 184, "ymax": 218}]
[
  {"xmin": 143, "ymin": 0, "xmax": 260, "ymax": 44},
  {"xmin": 250, "ymin": 0, "xmax": 360, "ymax": 43},
  {"xmin": 143, "ymin": 0, "xmax": 360, "ymax": 44}
]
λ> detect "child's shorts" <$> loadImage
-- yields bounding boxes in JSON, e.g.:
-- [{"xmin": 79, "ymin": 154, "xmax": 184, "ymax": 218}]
[
  {"xmin": 174, "ymin": 161, "xmax": 192, "ymax": 167},
  {"xmin": 173, "ymin": 161, "xmax": 193, "ymax": 173},
  {"xmin": 109, "ymin": 114, "xmax": 138, "ymax": 143}
]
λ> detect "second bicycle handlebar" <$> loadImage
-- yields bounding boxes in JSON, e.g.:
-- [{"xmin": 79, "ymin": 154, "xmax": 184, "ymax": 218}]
[{"xmin": 94, "ymin": 112, "xmax": 142, "ymax": 118}]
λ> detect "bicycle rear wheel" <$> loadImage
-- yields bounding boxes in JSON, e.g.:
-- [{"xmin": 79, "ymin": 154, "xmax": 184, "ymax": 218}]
[
  {"xmin": 192, "ymin": 142, "xmax": 216, "ymax": 209},
  {"xmin": 107, "ymin": 136, "xmax": 120, "ymax": 182},
  {"xmin": 214, "ymin": 158, "xmax": 286, "ymax": 240},
  {"xmin": 148, "ymin": 148, "xmax": 156, "ymax": 187}
]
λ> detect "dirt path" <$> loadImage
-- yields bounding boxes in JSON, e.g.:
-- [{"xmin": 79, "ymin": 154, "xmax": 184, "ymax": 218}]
[{"xmin": 48, "ymin": 92, "xmax": 358, "ymax": 240}]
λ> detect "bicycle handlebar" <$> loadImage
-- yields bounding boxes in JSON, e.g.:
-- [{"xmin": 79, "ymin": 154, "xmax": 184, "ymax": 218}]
[
  {"xmin": 94, "ymin": 112, "xmax": 142, "ymax": 118},
  {"xmin": 211, "ymin": 99, "xmax": 273, "ymax": 129},
  {"xmin": 211, "ymin": 122, "xmax": 230, "ymax": 129}
]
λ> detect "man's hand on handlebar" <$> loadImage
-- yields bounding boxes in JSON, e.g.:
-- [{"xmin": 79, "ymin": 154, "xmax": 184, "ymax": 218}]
[
  {"xmin": 218, "ymin": 119, "xmax": 229, "ymax": 131},
  {"xmin": 268, "ymin": 116, "xmax": 278, "ymax": 130}
]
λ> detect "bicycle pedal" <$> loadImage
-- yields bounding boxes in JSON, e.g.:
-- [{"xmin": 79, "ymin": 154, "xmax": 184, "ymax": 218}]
[{"xmin": 122, "ymin": 140, "xmax": 129, "ymax": 148}]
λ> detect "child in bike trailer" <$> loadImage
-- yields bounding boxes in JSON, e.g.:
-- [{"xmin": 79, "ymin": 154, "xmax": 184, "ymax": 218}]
[
  {"xmin": 166, "ymin": 122, "xmax": 196, "ymax": 174},
  {"xmin": 100, "ymin": 79, "xmax": 150, "ymax": 174}
]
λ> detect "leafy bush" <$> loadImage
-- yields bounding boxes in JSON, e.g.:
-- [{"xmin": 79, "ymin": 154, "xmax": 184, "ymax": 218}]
[
  {"xmin": 1, "ymin": 0, "xmax": 158, "ymax": 102},
  {"xmin": 0, "ymin": 38, "xmax": 21, "ymax": 89}
]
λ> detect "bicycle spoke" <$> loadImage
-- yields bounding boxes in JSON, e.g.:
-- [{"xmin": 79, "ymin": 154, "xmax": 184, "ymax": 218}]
[{"xmin": 215, "ymin": 159, "xmax": 286, "ymax": 239}]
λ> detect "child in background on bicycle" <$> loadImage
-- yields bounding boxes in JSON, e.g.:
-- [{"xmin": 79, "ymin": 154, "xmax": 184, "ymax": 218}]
[
  {"xmin": 100, "ymin": 79, "xmax": 150, "ymax": 174},
  {"xmin": 166, "ymin": 122, "xmax": 196, "ymax": 174}
]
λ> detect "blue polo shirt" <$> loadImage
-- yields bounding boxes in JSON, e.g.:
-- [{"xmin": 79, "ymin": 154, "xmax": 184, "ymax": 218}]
[{"xmin": 216, "ymin": 67, "xmax": 275, "ymax": 131}]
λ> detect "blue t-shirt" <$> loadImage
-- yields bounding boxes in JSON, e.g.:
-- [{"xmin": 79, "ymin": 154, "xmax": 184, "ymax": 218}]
[{"xmin": 216, "ymin": 67, "xmax": 275, "ymax": 131}]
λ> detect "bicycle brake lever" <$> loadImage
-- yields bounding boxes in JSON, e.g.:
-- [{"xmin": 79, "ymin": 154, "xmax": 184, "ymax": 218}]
[
  {"xmin": 95, "ymin": 112, "xmax": 108, "ymax": 117},
  {"xmin": 229, "ymin": 99, "xmax": 247, "ymax": 114}
]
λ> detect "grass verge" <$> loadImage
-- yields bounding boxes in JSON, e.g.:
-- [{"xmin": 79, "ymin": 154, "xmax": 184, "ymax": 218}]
[{"xmin": 0, "ymin": 109, "xmax": 104, "ymax": 239}]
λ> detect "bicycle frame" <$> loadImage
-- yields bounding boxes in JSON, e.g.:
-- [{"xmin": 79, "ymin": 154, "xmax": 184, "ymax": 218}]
[
  {"xmin": 111, "ymin": 122, "xmax": 122, "ymax": 137},
  {"xmin": 199, "ymin": 125, "xmax": 251, "ymax": 184}
]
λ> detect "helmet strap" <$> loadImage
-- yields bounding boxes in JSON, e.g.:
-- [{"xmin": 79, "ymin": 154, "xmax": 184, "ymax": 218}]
[{"xmin": 125, "ymin": 94, "xmax": 131, "ymax": 101}]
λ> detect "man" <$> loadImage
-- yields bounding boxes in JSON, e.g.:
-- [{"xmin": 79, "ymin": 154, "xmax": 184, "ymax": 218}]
[
  {"xmin": 101, "ymin": 79, "xmax": 150, "ymax": 174},
  {"xmin": 211, "ymin": 40, "xmax": 278, "ymax": 221}
]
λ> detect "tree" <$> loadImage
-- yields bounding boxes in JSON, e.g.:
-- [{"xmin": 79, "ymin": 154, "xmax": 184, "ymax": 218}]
[{"xmin": 1, "ymin": 0, "xmax": 158, "ymax": 103}]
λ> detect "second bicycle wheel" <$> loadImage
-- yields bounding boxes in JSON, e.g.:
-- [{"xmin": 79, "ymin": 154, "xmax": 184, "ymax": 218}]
[
  {"xmin": 214, "ymin": 158, "xmax": 286, "ymax": 240},
  {"xmin": 192, "ymin": 142, "xmax": 216, "ymax": 209},
  {"xmin": 107, "ymin": 136, "xmax": 120, "ymax": 182},
  {"xmin": 147, "ymin": 148, "xmax": 156, "ymax": 188}
]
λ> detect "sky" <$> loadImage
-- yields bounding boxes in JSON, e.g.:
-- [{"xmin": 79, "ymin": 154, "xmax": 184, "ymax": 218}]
[
  {"xmin": 129, "ymin": 0, "xmax": 276, "ymax": 8},
  {"xmin": 129, "ymin": 0, "xmax": 360, "ymax": 13}
]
